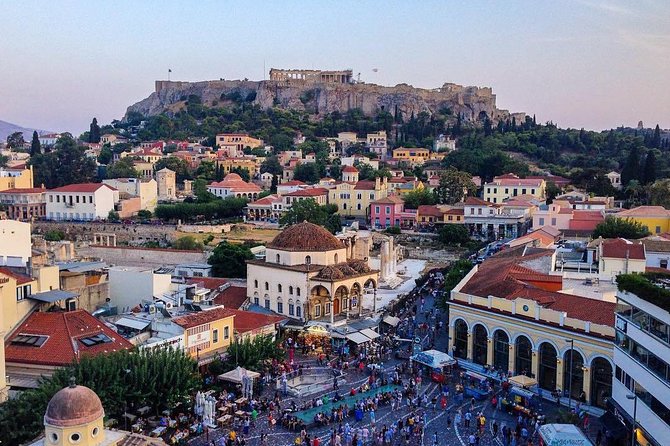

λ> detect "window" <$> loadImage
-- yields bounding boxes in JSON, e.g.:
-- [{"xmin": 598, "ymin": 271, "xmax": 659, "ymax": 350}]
[
  {"xmin": 49, "ymin": 195, "xmax": 53, "ymax": 202},
  {"xmin": 278, "ymin": 302, "xmax": 284, "ymax": 313},
  {"xmin": 375, "ymin": 206, "xmax": 380, "ymax": 214},
  {"xmin": 531, "ymin": 189, "xmax": 535, "ymax": 195},
  {"xmin": 357, "ymin": 193, "xmax": 362, "ymax": 199},
  {"xmin": 289, "ymin": 286, "xmax": 293, "ymax": 295},
  {"xmin": 504, "ymin": 188, "xmax": 509, "ymax": 194},
  {"xmin": 551, "ymin": 218, "xmax": 556, "ymax": 226},
  {"xmin": 213, "ymin": 329, "xmax": 219, "ymax": 343},
  {"xmin": 16, "ymin": 287, "xmax": 24, "ymax": 301},
  {"xmin": 56, "ymin": 195, "xmax": 60, "ymax": 203},
  {"xmin": 265, "ymin": 282, "xmax": 269, "ymax": 291},
  {"xmin": 357, "ymin": 203, "xmax": 361, "ymax": 210},
  {"xmin": 477, "ymin": 208, "xmax": 482, "ymax": 215},
  {"xmin": 296, "ymin": 304, "xmax": 302, "ymax": 318},
  {"xmin": 296, "ymin": 287, "xmax": 301, "ymax": 296},
  {"xmin": 325, "ymin": 302, "xmax": 331, "ymax": 315},
  {"xmin": 657, "ymin": 226, "xmax": 662, "ymax": 234},
  {"xmin": 224, "ymin": 326, "xmax": 230, "ymax": 339},
  {"xmin": 278, "ymin": 284, "xmax": 282, "ymax": 292},
  {"xmin": 487, "ymin": 188, "xmax": 490, "ymax": 194},
  {"xmin": 386, "ymin": 206, "xmax": 391, "ymax": 214},
  {"xmin": 288, "ymin": 303, "xmax": 295, "ymax": 316},
  {"xmin": 89, "ymin": 196, "xmax": 93, "ymax": 203},
  {"xmin": 276, "ymin": 254, "xmax": 281, "ymax": 263},
  {"xmin": 522, "ymin": 189, "xmax": 527, "ymax": 195},
  {"xmin": 254, "ymin": 280, "xmax": 258, "ymax": 288},
  {"xmin": 539, "ymin": 217, "xmax": 545, "ymax": 226},
  {"xmin": 334, "ymin": 253, "xmax": 339, "ymax": 263},
  {"xmin": 305, "ymin": 256, "xmax": 311, "ymax": 265},
  {"xmin": 661, "ymin": 259, "xmax": 668, "ymax": 269},
  {"xmin": 265, "ymin": 299, "xmax": 270, "ymax": 309},
  {"xmin": 369, "ymin": 193, "xmax": 374, "ymax": 199},
  {"xmin": 254, "ymin": 296, "xmax": 259, "ymax": 305},
  {"xmin": 11, "ymin": 334, "xmax": 48, "ymax": 347},
  {"xmin": 76, "ymin": 195, "xmax": 80, "ymax": 203},
  {"xmin": 314, "ymin": 304, "xmax": 321, "ymax": 317},
  {"xmin": 79, "ymin": 333, "xmax": 112, "ymax": 346}
]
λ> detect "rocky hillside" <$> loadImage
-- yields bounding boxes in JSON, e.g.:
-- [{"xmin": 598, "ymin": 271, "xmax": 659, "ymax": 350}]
[
  {"xmin": 126, "ymin": 79, "xmax": 524, "ymax": 124},
  {"xmin": 0, "ymin": 119, "xmax": 48, "ymax": 140}
]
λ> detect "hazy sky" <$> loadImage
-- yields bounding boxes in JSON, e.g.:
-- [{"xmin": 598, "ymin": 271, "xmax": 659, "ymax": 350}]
[{"xmin": 1, "ymin": 0, "xmax": 669, "ymax": 134}]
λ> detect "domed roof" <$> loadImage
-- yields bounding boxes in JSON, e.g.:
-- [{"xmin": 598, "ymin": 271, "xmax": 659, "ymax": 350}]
[
  {"xmin": 224, "ymin": 173, "xmax": 242, "ymax": 181},
  {"xmin": 268, "ymin": 221, "xmax": 345, "ymax": 252},
  {"xmin": 317, "ymin": 266, "xmax": 345, "ymax": 280},
  {"xmin": 44, "ymin": 383, "xmax": 104, "ymax": 427}
]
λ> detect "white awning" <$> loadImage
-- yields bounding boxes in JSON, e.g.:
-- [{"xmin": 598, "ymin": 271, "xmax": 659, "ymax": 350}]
[
  {"xmin": 538, "ymin": 424, "xmax": 592, "ymax": 445},
  {"xmin": 383, "ymin": 316, "xmax": 400, "ymax": 327},
  {"xmin": 360, "ymin": 328, "xmax": 380, "ymax": 340},
  {"xmin": 346, "ymin": 332, "xmax": 371, "ymax": 344},
  {"xmin": 114, "ymin": 317, "xmax": 151, "ymax": 331}
]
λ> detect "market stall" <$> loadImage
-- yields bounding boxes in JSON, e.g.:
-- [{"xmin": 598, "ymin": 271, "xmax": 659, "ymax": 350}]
[
  {"xmin": 508, "ymin": 375, "xmax": 538, "ymax": 389},
  {"xmin": 411, "ymin": 350, "xmax": 456, "ymax": 383},
  {"xmin": 502, "ymin": 386, "xmax": 542, "ymax": 420},
  {"xmin": 538, "ymin": 424, "xmax": 593, "ymax": 446},
  {"xmin": 464, "ymin": 370, "xmax": 491, "ymax": 400}
]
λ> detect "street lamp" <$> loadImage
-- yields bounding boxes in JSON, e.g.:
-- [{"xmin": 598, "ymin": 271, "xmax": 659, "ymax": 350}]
[
  {"xmin": 565, "ymin": 338, "xmax": 574, "ymax": 409},
  {"xmin": 123, "ymin": 369, "xmax": 131, "ymax": 431},
  {"xmin": 626, "ymin": 394, "xmax": 638, "ymax": 446}
]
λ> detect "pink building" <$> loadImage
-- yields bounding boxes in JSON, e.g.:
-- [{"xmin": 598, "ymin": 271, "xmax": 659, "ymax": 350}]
[{"xmin": 370, "ymin": 195, "xmax": 415, "ymax": 229}]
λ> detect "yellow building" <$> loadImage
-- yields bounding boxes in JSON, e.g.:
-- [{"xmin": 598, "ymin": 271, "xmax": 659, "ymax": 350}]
[
  {"xmin": 449, "ymin": 248, "xmax": 615, "ymax": 408},
  {"xmin": 0, "ymin": 165, "xmax": 34, "ymax": 191},
  {"xmin": 615, "ymin": 206, "xmax": 670, "ymax": 235},
  {"xmin": 483, "ymin": 173, "xmax": 546, "ymax": 204},
  {"xmin": 216, "ymin": 157, "xmax": 259, "ymax": 176},
  {"xmin": 216, "ymin": 133, "xmax": 264, "ymax": 157},
  {"xmin": 392, "ymin": 148, "xmax": 430, "ymax": 166},
  {"xmin": 329, "ymin": 177, "xmax": 389, "ymax": 218},
  {"xmin": 389, "ymin": 177, "xmax": 424, "ymax": 196},
  {"xmin": 172, "ymin": 307, "xmax": 235, "ymax": 365}
]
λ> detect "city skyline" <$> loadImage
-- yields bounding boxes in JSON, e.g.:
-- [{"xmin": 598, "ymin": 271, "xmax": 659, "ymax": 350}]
[{"xmin": 1, "ymin": 0, "xmax": 669, "ymax": 134}]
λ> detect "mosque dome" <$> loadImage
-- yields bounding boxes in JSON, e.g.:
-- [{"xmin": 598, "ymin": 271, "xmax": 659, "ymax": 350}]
[
  {"xmin": 44, "ymin": 383, "xmax": 104, "ymax": 427},
  {"xmin": 268, "ymin": 221, "xmax": 345, "ymax": 252}
]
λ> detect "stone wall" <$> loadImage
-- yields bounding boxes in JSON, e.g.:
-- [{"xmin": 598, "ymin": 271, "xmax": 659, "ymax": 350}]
[
  {"xmin": 78, "ymin": 245, "xmax": 209, "ymax": 268},
  {"xmin": 128, "ymin": 77, "xmax": 515, "ymax": 124},
  {"xmin": 32, "ymin": 221, "xmax": 178, "ymax": 245}
]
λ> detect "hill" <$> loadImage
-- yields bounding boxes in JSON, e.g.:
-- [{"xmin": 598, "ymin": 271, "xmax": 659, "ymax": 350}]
[{"xmin": 0, "ymin": 119, "xmax": 49, "ymax": 141}]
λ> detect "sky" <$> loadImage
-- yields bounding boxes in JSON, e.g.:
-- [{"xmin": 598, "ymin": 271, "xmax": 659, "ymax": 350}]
[{"xmin": 1, "ymin": 0, "xmax": 669, "ymax": 135}]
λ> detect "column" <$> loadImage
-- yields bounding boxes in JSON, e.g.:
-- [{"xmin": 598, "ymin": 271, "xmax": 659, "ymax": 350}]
[
  {"xmin": 508, "ymin": 343, "xmax": 516, "ymax": 375},
  {"xmin": 448, "ymin": 325, "xmax": 455, "ymax": 355},
  {"xmin": 466, "ymin": 332, "xmax": 473, "ymax": 361},
  {"xmin": 531, "ymin": 349, "xmax": 539, "ymax": 378},
  {"xmin": 486, "ymin": 338, "xmax": 494, "ymax": 367},
  {"xmin": 556, "ymin": 357, "xmax": 564, "ymax": 394},
  {"xmin": 330, "ymin": 299, "xmax": 334, "ymax": 324},
  {"xmin": 582, "ymin": 366, "xmax": 591, "ymax": 405}
]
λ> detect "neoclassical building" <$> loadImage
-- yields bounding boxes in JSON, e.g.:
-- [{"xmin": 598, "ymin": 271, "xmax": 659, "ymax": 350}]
[
  {"xmin": 448, "ymin": 247, "xmax": 615, "ymax": 408},
  {"xmin": 246, "ymin": 222, "xmax": 378, "ymax": 323}
]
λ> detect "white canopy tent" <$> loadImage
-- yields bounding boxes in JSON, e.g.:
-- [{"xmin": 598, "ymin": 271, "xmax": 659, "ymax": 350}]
[
  {"xmin": 411, "ymin": 349, "xmax": 456, "ymax": 368},
  {"xmin": 382, "ymin": 316, "xmax": 400, "ymax": 327},
  {"xmin": 508, "ymin": 375, "xmax": 538, "ymax": 388},
  {"xmin": 360, "ymin": 328, "xmax": 380, "ymax": 340},
  {"xmin": 218, "ymin": 366, "xmax": 260, "ymax": 384},
  {"xmin": 346, "ymin": 332, "xmax": 371, "ymax": 344},
  {"xmin": 538, "ymin": 424, "xmax": 593, "ymax": 446}
]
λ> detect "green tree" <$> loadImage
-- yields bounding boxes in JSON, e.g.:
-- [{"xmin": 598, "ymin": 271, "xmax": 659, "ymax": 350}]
[
  {"xmin": 293, "ymin": 163, "xmax": 321, "ymax": 183},
  {"xmin": 434, "ymin": 167, "xmax": 476, "ymax": 204},
  {"xmin": 545, "ymin": 181, "xmax": 562, "ymax": 203},
  {"xmin": 29, "ymin": 135, "xmax": 96, "ymax": 188},
  {"xmin": 222, "ymin": 334, "xmax": 285, "ymax": 371},
  {"xmin": 402, "ymin": 188, "xmax": 436, "ymax": 209},
  {"xmin": 43, "ymin": 229, "xmax": 65, "ymax": 241},
  {"xmin": 155, "ymin": 196, "xmax": 246, "ymax": 222},
  {"xmin": 642, "ymin": 151, "xmax": 656, "ymax": 185},
  {"xmin": 647, "ymin": 179, "xmax": 670, "ymax": 208},
  {"xmin": 173, "ymin": 235, "xmax": 204, "ymax": 250},
  {"xmin": 107, "ymin": 210, "xmax": 120, "ymax": 222},
  {"xmin": 438, "ymin": 224, "xmax": 470, "ymax": 245},
  {"xmin": 585, "ymin": 173, "xmax": 617, "ymax": 197},
  {"xmin": 438, "ymin": 259, "xmax": 474, "ymax": 308},
  {"xmin": 106, "ymin": 157, "xmax": 139, "ymax": 178},
  {"xmin": 154, "ymin": 157, "xmax": 192, "ymax": 182},
  {"xmin": 651, "ymin": 124, "xmax": 661, "ymax": 148},
  {"xmin": 260, "ymin": 155, "xmax": 283, "ymax": 176},
  {"xmin": 621, "ymin": 145, "xmax": 640, "ymax": 186},
  {"xmin": 279, "ymin": 199, "xmax": 341, "ymax": 233},
  {"xmin": 193, "ymin": 178, "xmax": 216, "ymax": 203},
  {"xmin": 0, "ymin": 348, "xmax": 199, "ymax": 446},
  {"xmin": 137, "ymin": 209, "xmax": 152, "ymax": 219},
  {"xmin": 231, "ymin": 166, "xmax": 251, "ymax": 182},
  {"xmin": 208, "ymin": 241, "xmax": 254, "ymax": 277},
  {"xmin": 97, "ymin": 146, "xmax": 113, "ymax": 164},
  {"xmin": 195, "ymin": 160, "xmax": 216, "ymax": 180},
  {"xmin": 592, "ymin": 216, "xmax": 650, "ymax": 239},
  {"xmin": 6, "ymin": 131, "xmax": 25, "ymax": 149},
  {"xmin": 30, "ymin": 131, "xmax": 41, "ymax": 156},
  {"xmin": 89, "ymin": 117, "xmax": 101, "ymax": 143}
]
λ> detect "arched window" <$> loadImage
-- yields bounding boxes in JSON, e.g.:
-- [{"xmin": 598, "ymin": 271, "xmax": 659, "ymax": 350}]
[
  {"xmin": 254, "ymin": 280, "xmax": 258, "ymax": 288},
  {"xmin": 515, "ymin": 336, "xmax": 533, "ymax": 376},
  {"xmin": 591, "ymin": 357, "xmax": 613, "ymax": 409},
  {"xmin": 539, "ymin": 343, "xmax": 558, "ymax": 391},
  {"xmin": 563, "ymin": 349, "xmax": 585, "ymax": 401},
  {"xmin": 493, "ymin": 330, "xmax": 510, "ymax": 372},
  {"xmin": 278, "ymin": 284, "xmax": 282, "ymax": 293},
  {"xmin": 453, "ymin": 320, "xmax": 468, "ymax": 359},
  {"xmin": 305, "ymin": 255, "xmax": 312, "ymax": 265},
  {"xmin": 276, "ymin": 254, "xmax": 281, "ymax": 263},
  {"xmin": 296, "ymin": 301, "xmax": 302, "ymax": 318},
  {"xmin": 334, "ymin": 253, "xmax": 339, "ymax": 263},
  {"xmin": 289, "ymin": 286, "xmax": 293, "ymax": 295},
  {"xmin": 264, "ymin": 282, "xmax": 269, "ymax": 291},
  {"xmin": 472, "ymin": 324, "xmax": 488, "ymax": 365},
  {"xmin": 296, "ymin": 287, "xmax": 301, "ymax": 296}
]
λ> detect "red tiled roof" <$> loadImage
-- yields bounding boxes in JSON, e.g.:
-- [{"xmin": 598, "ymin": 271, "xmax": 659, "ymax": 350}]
[
  {"xmin": 460, "ymin": 249, "xmax": 616, "ymax": 326},
  {"xmin": 616, "ymin": 206, "xmax": 670, "ymax": 218},
  {"xmin": 443, "ymin": 208, "xmax": 464, "ymax": 215},
  {"xmin": 342, "ymin": 166, "xmax": 358, "ymax": 173},
  {"xmin": 0, "ymin": 267, "xmax": 34, "ymax": 284},
  {"xmin": 185, "ymin": 277, "xmax": 229, "ymax": 290},
  {"xmin": 285, "ymin": 188, "xmax": 329, "ymax": 197},
  {"xmin": 172, "ymin": 307, "xmax": 236, "ymax": 329},
  {"xmin": 0, "ymin": 188, "xmax": 46, "ymax": 194},
  {"xmin": 464, "ymin": 197, "xmax": 494, "ymax": 206},
  {"xmin": 280, "ymin": 180, "xmax": 307, "ymax": 186},
  {"xmin": 4, "ymin": 310, "xmax": 133, "ymax": 367},
  {"xmin": 417, "ymin": 205, "xmax": 444, "ymax": 217},
  {"xmin": 209, "ymin": 173, "xmax": 261, "ymax": 193},
  {"xmin": 249, "ymin": 194, "xmax": 280, "ymax": 206},
  {"xmin": 213, "ymin": 286, "xmax": 248, "ymax": 309},
  {"xmin": 48, "ymin": 183, "xmax": 116, "ymax": 193},
  {"xmin": 371, "ymin": 195, "xmax": 404, "ymax": 205},
  {"xmin": 354, "ymin": 181, "xmax": 377, "ymax": 190},
  {"xmin": 223, "ymin": 309, "xmax": 286, "ymax": 334},
  {"xmin": 601, "ymin": 238, "xmax": 646, "ymax": 260}
]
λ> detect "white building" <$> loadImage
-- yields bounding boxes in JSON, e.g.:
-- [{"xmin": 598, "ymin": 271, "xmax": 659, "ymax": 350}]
[
  {"xmin": 0, "ymin": 219, "xmax": 31, "ymax": 267},
  {"xmin": 341, "ymin": 155, "xmax": 380, "ymax": 170},
  {"xmin": 102, "ymin": 177, "xmax": 158, "ymax": 212},
  {"xmin": 207, "ymin": 173, "xmax": 261, "ymax": 200},
  {"xmin": 38, "ymin": 133, "xmax": 60, "ymax": 147},
  {"xmin": 434, "ymin": 134, "xmax": 456, "ymax": 152},
  {"xmin": 614, "ymin": 276, "xmax": 670, "ymax": 445},
  {"xmin": 45, "ymin": 183, "xmax": 118, "ymax": 221},
  {"xmin": 108, "ymin": 266, "xmax": 172, "ymax": 312},
  {"xmin": 156, "ymin": 167, "xmax": 176, "ymax": 201},
  {"xmin": 606, "ymin": 171, "xmax": 622, "ymax": 190}
]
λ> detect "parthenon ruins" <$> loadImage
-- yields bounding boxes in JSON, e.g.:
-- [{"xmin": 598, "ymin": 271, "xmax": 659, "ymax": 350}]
[{"xmin": 269, "ymin": 68, "xmax": 353, "ymax": 84}]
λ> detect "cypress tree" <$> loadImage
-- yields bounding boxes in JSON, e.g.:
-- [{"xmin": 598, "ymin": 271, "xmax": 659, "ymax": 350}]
[
  {"xmin": 89, "ymin": 117, "xmax": 101, "ymax": 143},
  {"xmin": 651, "ymin": 124, "xmax": 661, "ymax": 148},
  {"xmin": 30, "ymin": 131, "xmax": 41, "ymax": 156},
  {"xmin": 643, "ymin": 151, "xmax": 656, "ymax": 185},
  {"xmin": 621, "ymin": 145, "xmax": 640, "ymax": 186}
]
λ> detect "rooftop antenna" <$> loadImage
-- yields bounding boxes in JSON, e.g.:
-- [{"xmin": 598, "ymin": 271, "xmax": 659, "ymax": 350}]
[{"xmin": 168, "ymin": 68, "xmax": 172, "ymax": 81}]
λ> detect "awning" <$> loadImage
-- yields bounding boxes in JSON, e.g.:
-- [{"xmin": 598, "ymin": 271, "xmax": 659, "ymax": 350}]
[
  {"xmin": 465, "ymin": 371, "xmax": 487, "ymax": 381},
  {"xmin": 27, "ymin": 289, "xmax": 78, "ymax": 303},
  {"xmin": 538, "ymin": 424, "xmax": 592, "ymax": 445},
  {"xmin": 346, "ymin": 332, "xmax": 371, "ymax": 344},
  {"xmin": 383, "ymin": 316, "xmax": 400, "ymax": 327},
  {"xmin": 411, "ymin": 349, "xmax": 456, "ymax": 368},
  {"xmin": 360, "ymin": 328, "xmax": 380, "ymax": 340},
  {"xmin": 510, "ymin": 386, "xmax": 535, "ymax": 400},
  {"xmin": 218, "ymin": 366, "xmax": 261, "ymax": 384},
  {"xmin": 114, "ymin": 317, "xmax": 151, "ymax": 331},
  {"xmin": 509, "ymin": 375, "xmax": 538, "ymax": 388}
]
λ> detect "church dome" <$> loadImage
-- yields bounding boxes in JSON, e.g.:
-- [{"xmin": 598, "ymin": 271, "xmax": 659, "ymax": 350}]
[
  {"xmin": 44, "ymin": 383, "xmax": 104, "ymax": 427},
  {"xmin": 268, "ymin": 221, "xmax": 345, "ymax": 252},
  {"xmin": 317, "ymin": 266, "xmax": 345, "ymax": 280}
]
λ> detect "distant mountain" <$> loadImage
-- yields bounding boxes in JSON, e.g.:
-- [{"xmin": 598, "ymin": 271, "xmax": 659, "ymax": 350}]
[{"xmin": 0, "ymin": 120, "xmax": 50, "ymax": 141}]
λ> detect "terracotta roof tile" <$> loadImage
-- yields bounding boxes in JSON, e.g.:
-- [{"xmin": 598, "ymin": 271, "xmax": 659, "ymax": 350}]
[
  {"xmin": 4, "ymin": 310, "xmax": 133, "ymax": 367},
  {"xmin": 223, "ymin": 309, "xmax": 286, "ymax": 333},
  {"xmin": 0, "ymin": 267, "xmax": 34, "ymax": 284},
  {"xmin": 171, "ymin": 307, "xmax": 236, "ymax": 329},
  {"xmin": 267, "ymin": 221, "xmax": 345, "ymax": 251},
  {"xmin": 213, "ymin": 286, "xmax": 248, "ymax": 309},
  {"xmin": 48, "ymin": 183, "xmax": 116, "ymax": 193},
  {"xmin": 601, "ymin": 238, "xmax": 646, "ymax": 260}
]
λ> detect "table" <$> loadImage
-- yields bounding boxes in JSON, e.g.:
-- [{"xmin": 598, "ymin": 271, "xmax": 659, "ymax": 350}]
[
  {"xmin": 218, "ymin": 406, "xmax": 230, "ymax": 415},
  {"xmin": 137, "ymin": 406, "xmax": 151, "ymax": 416},
  {"xmin": 150, "ymin": 426, "xmax": 167, "ymax": 437},
  {"xmin": 235, "ymin": 397, "xmax": 247, "ymax": 405},
  {"xmin": 234, "ymin": 410, "xmax": 245, "ymax": 418},
  {"xmin": 218, "ymin": 415, "xmax": 232, "ymax": 427}
]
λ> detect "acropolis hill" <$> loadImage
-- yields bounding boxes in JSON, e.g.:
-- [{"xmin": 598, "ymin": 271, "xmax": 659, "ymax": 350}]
[{"xmin": 126, "ymin": 68, "xmax": 524, "ymax": 123}]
